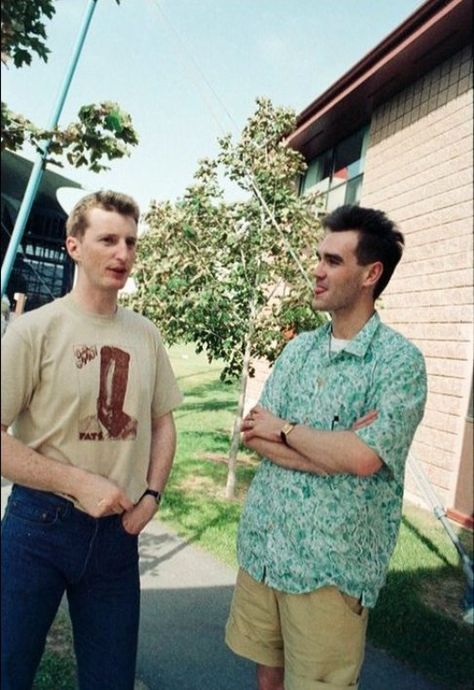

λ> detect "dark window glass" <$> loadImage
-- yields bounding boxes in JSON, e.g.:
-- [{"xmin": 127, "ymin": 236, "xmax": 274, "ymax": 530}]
[
  {"xmin": 301, "ymin": 150, "xmax": 332, "ymax": 194},
  {"xmin": 344, "ymin": 175, "xmax": 364, "ymax": 205},
  {"xmin": 300, "ymin": 125, "xmax": 369, "ymax": 209},
  {"xmin": 4, "ymin": 206, "xmax": 74, "ymax": 311},
  {"xmin": 332, "ymin": 129, "xmax": 367, "ymax": 185}
]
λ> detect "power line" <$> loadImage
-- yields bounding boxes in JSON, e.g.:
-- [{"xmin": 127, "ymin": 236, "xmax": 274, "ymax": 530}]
[
  {"xmin": 152, "ymin": 0, "xmax": 238, "ymax": 137},
  {"xmin": 150, "ymin": 0, "xmax": 313, "ymax": 288}
]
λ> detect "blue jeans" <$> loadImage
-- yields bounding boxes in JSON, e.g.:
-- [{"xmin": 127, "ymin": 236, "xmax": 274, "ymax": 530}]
[{"xmin": 1, "ymin": 485, "xmax": 140, "ymax": 690}]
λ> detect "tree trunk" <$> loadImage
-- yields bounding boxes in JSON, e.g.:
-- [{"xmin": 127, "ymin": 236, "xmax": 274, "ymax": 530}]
[
  {"xmin": 225, "ymin": 214, "xmax": 263, "ymax": 500},
  {"xmin": 225, "ymin": 330, "xmax": 253, "ymax": 499}
]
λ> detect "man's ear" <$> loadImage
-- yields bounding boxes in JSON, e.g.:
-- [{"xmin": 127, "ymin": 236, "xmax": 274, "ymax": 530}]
[
  {"xmin": 65, "ymin": 235, "xmax": 81, "ymax": 263},
  {"xmin": 363, "ymin": 261, "xmax": 384, "ymax": 290}
]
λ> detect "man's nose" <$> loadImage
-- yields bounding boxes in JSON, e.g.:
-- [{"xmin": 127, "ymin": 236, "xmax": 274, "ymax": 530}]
[
  {"xmin": 115, "ymin": 241, "xmax": 132, "ymax": 260},
  {"xmin": 312, "ymin": 261, "xmax": 324, "ymax": 279}
]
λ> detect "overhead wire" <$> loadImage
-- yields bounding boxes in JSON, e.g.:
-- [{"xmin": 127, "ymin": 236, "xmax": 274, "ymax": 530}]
[
  {"xmin": 150, "ymin": 0, "xmax": 313, "ymax": 289},
  {"xmin": 151, "ymin": 1, "xmax": 237, "ymax": 138}
]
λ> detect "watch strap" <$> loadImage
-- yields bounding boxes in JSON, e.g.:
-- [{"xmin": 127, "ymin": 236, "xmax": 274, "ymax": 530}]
[{"xmin": 141, "ymin": 488, "xmax": 162, "ymax": 505}]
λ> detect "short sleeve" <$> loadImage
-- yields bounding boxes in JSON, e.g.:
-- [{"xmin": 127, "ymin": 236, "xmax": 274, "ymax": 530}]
[
  {"xmin": 355, "ymin": 346, "xmax": 427, "ymax": 479},
  {"xmin": 1, "ymin": 324, "xmax": 39, "ymax": 427},
  {"xmin": 151, "ymin": 334, "xmax": 183, "ymax": 419}
]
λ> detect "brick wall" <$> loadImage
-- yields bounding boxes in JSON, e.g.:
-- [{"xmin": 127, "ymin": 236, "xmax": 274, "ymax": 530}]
[{"xmin": 361, "ymin": 45, "xmax": 473, "ymax": 510}]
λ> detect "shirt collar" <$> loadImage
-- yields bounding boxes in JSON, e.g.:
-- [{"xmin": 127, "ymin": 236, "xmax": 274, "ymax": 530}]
[{"xmin": 325, "ymin": 311, "xmax": 381, "ymax": 358}]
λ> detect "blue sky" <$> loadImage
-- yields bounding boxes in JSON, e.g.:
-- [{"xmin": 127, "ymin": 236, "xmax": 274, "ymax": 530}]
[{"xmin": 2, "ymin": 0, "xmax": 424, "ymax": 212}]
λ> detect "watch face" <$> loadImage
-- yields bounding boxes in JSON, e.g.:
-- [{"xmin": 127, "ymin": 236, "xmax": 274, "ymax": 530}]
[{"xmin": 281, "ymin": 423, "xmax": 293, "ymax": 444}]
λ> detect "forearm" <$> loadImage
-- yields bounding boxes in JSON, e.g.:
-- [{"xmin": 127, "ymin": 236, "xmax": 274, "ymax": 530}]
[
  {"xmin": 243, "ymin": 406, "xmax": 382, "ymax": 476},
  {"xmin": 122, "ymin": 412, "xmax": 177, "ymax": 534},
  {"xmin": 1, "ymin": 429, "xmax": 87, "ymax": 497},
  {"xmin": 284, "ymin": 426, "xmax": 382, "ymax": 476},
  {"xmin": 146, "ymin": 412, "xmax": 177, "ymax": 493},
  {"xmin": 1, "ymin": 428, "xmax": 134, "ymax": 516},
  {"xmin": 244, "ymin": 436, "xmax": 332, "ymax": 475}
]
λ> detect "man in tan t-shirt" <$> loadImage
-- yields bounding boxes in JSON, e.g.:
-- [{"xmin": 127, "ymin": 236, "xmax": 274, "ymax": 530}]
[{"xmin": 1, "ymin": 190, "xmax": 183, "ymax": 690}]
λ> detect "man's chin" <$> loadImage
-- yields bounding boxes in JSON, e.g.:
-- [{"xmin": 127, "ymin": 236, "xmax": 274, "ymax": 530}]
[
  {"xmin": 312, "ymin": 298, "xmax": 335, "ymax": 318},
  {"xmin": 105, "ymin": 276, "xmax": 128, "ymax": 289},
  {"xmin": 311, "ymin": 297, "xmax": 326, "ymax": 312}
]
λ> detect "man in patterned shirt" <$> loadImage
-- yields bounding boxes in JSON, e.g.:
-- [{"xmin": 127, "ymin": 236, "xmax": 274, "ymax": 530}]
[{"xmin": 225, "ymin": 205, "xmax": 427, "ymax": 690}]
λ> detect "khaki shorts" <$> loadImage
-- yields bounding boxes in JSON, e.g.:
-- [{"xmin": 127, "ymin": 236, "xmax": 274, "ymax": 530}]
[{"xmin": 225, "ymin": 568, "xmax": 369, "ymax": 690}]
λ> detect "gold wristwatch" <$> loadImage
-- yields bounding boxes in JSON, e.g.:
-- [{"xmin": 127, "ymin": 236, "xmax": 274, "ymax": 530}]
[{"xmin": 280, "ymin": 422, "xmax": 295, "ymax": 445}]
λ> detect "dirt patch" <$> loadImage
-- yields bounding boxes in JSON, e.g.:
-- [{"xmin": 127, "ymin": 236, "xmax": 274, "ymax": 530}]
[
  {"xmin": 180, "ymin": 474, "xmax": 215, "ymax": 493},
  {"xmin": 197, "ymin": 452, "xmax": 258, "ymax": 468},
  {"xmin": 179, "ymin": 472, "xmax": 249, "ymax": 502}
]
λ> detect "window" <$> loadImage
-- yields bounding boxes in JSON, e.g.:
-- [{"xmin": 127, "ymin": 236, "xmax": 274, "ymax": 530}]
[
  {"xmin": 300, "ymin": 125, "xmax": 369, "ymax": 211},
  {"xmin": 3, "ymin": 206, "xmax": 74, "ymax": 311}
]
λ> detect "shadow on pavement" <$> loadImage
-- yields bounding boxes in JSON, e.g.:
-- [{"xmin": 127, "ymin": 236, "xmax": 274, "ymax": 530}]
[
  {"xmin": 135, "ymin": 521, "xmax": 449, "ymax": 690},
  {"xmin": 138, "ymin": 586, "xmax": 254, "ymax": 690}
]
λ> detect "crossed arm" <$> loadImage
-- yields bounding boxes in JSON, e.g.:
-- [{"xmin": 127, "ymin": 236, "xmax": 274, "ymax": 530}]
[
  {"xmin": 241, "ymin": 405, "xmax": 382, "ymax": 477},
  {"xmin": 1, "ymin": 411, "xmax": 177, "ymax": 534}
]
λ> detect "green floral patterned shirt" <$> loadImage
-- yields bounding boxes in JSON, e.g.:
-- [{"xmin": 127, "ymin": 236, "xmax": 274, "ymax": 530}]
[{"xmin": 237, "ymin": 312, "xmax": 427, "ymax": 607}]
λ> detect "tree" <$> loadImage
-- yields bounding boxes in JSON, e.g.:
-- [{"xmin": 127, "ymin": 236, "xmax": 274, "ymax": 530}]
[
  {"xmin": 1, "ymin": 0, "xmax": 138, "ymax": 172},
  {"xmin": 124, "ymin": 98, "xmax": 325, "ymax": 497}
]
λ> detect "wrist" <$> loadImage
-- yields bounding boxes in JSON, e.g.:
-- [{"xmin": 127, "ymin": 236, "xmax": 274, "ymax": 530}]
[
  {"xmin": 140, "ymin": 488, "xmax": 162, "ymax": 507},
  {"xmin": 280, "ymin": 422, "xmax": 296, "ymax": 445},
  {"xmin": 62, "ymin": 465, "xmax": 91, "ymax": 498}
]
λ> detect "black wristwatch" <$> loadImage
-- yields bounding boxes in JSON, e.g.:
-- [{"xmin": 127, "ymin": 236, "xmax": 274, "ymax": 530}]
[{"xmin": 141, "ymin": 488, "xmax": 162, "ymax": 506}]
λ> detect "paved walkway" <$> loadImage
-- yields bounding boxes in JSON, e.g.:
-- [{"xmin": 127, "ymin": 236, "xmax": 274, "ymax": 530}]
[
  {"xmin": 136, "ymin": 518, "xmax": 447, "ymax": 690},
  {"xmin": 1, "ymin": 481, "xmax": 448, "ymax": 690}
]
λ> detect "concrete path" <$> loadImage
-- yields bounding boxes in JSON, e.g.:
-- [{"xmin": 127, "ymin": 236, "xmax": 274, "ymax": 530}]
[
  {"xmin": 1, "ymin": 481, "xmax": 448, "ymax": 690},
  {"xmin": 135, "ymin": 518, "xmax": 448, "ymax": 690}
]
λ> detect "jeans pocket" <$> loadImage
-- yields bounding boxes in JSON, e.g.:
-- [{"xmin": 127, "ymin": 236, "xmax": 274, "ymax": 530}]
[
  {"xmin": 118, "ymin": 514, "xmax": 139, "ymax": 538},
  {"xmin": 6, "ymin": 497, "xmax": 60, "ymax": 526}
]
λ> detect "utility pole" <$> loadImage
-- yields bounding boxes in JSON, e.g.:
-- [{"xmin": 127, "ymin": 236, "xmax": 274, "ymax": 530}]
[{"xmin": 1, "ymin": 0, "xmax": 99, "ymax": 298}]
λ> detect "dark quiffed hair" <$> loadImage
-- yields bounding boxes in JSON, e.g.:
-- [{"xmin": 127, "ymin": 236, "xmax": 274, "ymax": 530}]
[
  {"xmin": 322, "ymin": 205, "xmax": 405, "ymax": 299},
  {"xmin": 66, "ymin": 190, "xmax": 140, "ymax": 238}
]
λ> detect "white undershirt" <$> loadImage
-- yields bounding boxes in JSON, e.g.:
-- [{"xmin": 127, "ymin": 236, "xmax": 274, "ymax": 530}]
[{"xmin": 330, "ymin": 335, "xmax": 351, "ymax": 353}]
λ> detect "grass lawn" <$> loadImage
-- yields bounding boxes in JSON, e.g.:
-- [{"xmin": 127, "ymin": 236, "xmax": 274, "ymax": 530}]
[
  {"xmin": 158, "ymin": 343, "xmax": 255, "ymax": 565},
  {"xmin": 33, "ymin": 609, "xmax": 76, "ymax": 690},
  {"xmin": 36, "ymin": 342, "xmax": 473, "ymax": 690}
]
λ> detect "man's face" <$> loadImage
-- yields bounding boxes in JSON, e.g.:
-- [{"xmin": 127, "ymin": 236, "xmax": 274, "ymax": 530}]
[
  {"xmin": 66, "ymin": 207, "xmax": 137, "ymax": 294},
  {"xmin": 312, "ymin": 230, "xmax": 372, "ymax": 315}
]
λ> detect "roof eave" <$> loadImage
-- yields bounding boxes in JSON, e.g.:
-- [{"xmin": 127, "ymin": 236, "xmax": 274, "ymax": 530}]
[{"xmin": 287, "ymin": 0, "xmax": 472, "ymax": 156}]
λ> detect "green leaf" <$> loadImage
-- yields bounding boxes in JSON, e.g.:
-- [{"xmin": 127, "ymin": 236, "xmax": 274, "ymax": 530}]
[
  {"xmin": 126, "ymin": 97, "xmax": 323, "ymax": 381},
  {"xmin": 104, "ymin": 111, "xmax": 123, "ymax": 133}
]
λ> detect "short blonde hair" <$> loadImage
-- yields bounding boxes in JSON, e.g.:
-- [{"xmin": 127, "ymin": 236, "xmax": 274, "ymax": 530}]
[{"xmin": 66, "ymin": 190, "xmax": 140, "ymax": 238}]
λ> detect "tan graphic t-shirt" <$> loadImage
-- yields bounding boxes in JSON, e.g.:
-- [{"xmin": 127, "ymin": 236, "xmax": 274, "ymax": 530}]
[{"xmin": 1, "ymin": 295, "xmax": 183, "ymax": 506}]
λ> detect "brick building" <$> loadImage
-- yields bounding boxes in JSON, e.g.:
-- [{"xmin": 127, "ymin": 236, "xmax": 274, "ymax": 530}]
[{"xmin": 247, "ymin": 0, "xmax": 473, "ymax": 526}]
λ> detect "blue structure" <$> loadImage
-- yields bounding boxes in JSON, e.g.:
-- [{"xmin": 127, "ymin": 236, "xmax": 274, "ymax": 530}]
[
  {"xmin": 1, "ymin": 0, "xmax": 98, "ymax": 299},
  {"xmin": 1, "ymin": 151, "xmax": 81, "ymax": 312}
]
